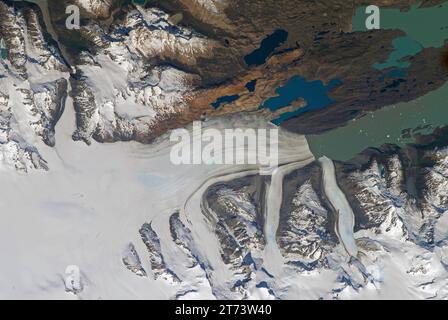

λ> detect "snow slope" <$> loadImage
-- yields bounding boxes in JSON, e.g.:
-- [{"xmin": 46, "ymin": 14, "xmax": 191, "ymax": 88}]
[{"xmin": 0, "ymin": 105, "xmax": 314, "ymax": 299}]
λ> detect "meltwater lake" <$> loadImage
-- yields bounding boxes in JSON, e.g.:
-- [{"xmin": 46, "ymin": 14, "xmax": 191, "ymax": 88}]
[
  {"xmin": 307, "ymin": 2, "xmax": 448, "ymax": 161},
  {"xmin": 261, "ymin": 76, "xmax": 342, "ymax": 125}
]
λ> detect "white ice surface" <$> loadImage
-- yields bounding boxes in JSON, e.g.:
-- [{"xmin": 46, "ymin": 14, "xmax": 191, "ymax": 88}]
[
  {"xmin": 319, "ymin": 156, "xmax": 358, "ymax": 258},
  {"xmin": 0, "ymin": 86, "xmax": 314, "ymax": 299}
]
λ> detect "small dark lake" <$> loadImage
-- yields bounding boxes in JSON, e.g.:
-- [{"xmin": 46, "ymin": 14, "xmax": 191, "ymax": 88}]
[
  {"xmin": 244, "ymin": 29, "xmax": 288, "ymax": 66},
  {"xmin": 211, "ymin": 95, "xmax": 240, "ymax": 109},
  {"xmin": 260, "ymin": 76, "xmax": 341, "ymax": 125},
  {"xmin": 245, "ymin": 79, "xmax": 257, "ymax": 92}
]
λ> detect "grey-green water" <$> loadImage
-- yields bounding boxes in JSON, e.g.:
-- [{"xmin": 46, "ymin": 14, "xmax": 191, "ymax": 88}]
[
  {"xmin": 373, "ymin": 36, "xmax": 422, "ymax": 70},
  {"xmin": 308, "ymin": 82, "xmax": 448, "ymax": 160},
  {"xmin": 307, "ymin": 2, "xmax": 448, "ymax": 161},
  {"xmin": 352, "ymin": 2, "xmax": 448, "ymax": 48},
  {"xmin": 353, "ymin": 2, "xmax": 448, "ymax": 70}
]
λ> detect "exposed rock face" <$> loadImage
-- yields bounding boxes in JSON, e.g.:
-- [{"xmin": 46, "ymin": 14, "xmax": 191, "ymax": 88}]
[
  {"xmin": 202, "ymin": 175, "xmax": 268, "ymax": 297},
  {"xmin": 0, "ymin": 1, "xmax": 68, "ymax": 172},
  {"xmin": 0, "ymin": 3, "xmax": 67, "ymax": 76},
  {"xmin": 1, "ymin": 0, "xmax": 445, "ymax": 152},
  {"xmin": 186, "ymin": 127, "xmax": 448, "ymax": 298},
  {"xmin": 336, "ymin": 131, "xmax": 448, "ymax": 249},
  {"xmin": 139, "ymin": 222, "xmax": 181, "ymax": 283},
  {"xmin": 118, "ymin": 127, "xmax": 448, "ymax": 299},
  {"xmin": 122, "ymin": 215, "xmax": 211, "ymax": 295},
  {"xmin": 1, "ymin": 0, "xmax": 448, "ymax": 300},
  {"xmin": 72, "ymin": 0, "xmax": 117, "ymax": 19},
  {"xmin": 152, "ymin": 0, "xmax": 448, "ymax": 134},
  {"xmin": 122, "ymin": 242, "xmax": 147, "ymax": 277},
  {"xmin": 336, "ymin": 154, "xmax": 410, "ymax": 238},
  {"xmin": 278, "ymin": 163, "xmax": 337, "ymax": 270},
  {"xmin": 41, "ymin": 0, "xmax": 448, "ymax": 144},
  {"xmin": 31, "ymin": 78, "xmax": 67, "ymax": 147},
  {"xmin": 169, "ymin": 211, "xmax": 200, "ymax": 268},
  {"xmin": 68, "ymin": 5, "xmax": 207, "ymax": 144}
]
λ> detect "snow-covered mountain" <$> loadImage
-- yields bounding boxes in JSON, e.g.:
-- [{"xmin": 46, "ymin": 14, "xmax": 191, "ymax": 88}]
[
  {"xmin": 0, "ymin": 1, "xmax": 68, "ymax": 171},
  {"xmin": 0, "ymin": 0, "xmax": 225, "ymax": 168},
  {"xmin": 99, "ymin": 129, "xmax": 448, "ymax": 299},
  {"xmin": 140, "ymin": 133, "xmax": 447, "ymax": 299},
  {"xmin": 0, "ymin": 0, "xmax": 448, "ymax": 300},
  {"xmin": 70, "ymin": 5, "xmax": 215, "ymax": 144}
]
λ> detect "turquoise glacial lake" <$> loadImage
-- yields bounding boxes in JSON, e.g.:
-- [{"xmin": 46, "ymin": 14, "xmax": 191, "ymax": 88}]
[{"xmin": 307, "ymin": 2, "xmax": 448, "ymax": 160}]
